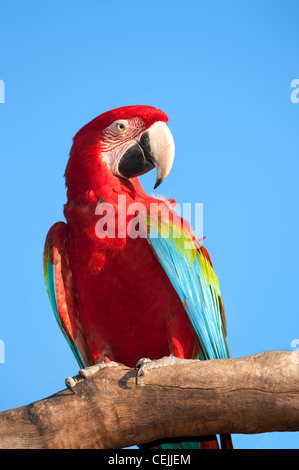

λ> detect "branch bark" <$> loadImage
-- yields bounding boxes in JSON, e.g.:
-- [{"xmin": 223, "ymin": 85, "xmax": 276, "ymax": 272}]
[{"xmin": 0, "ymin": 351, "xmax": 299, "ymax": 449}]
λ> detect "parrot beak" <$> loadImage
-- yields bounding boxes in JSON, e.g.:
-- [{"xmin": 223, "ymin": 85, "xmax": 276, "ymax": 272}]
[
  {"xmin": 147, "ymin": 121, "xmax": 175, "ymax": 189},
  {"xmin": 118, "ymin": 121, "xmax": 175, "ymax": 189}
]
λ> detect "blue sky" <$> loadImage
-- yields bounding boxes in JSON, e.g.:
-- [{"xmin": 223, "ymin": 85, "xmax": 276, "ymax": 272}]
[{"xmin": 0, "ymin": 0, "xmax": 298, "ymax": 449}]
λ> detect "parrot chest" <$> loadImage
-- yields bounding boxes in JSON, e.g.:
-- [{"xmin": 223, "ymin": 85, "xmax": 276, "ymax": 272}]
[{"xmin": 67, "ymin": 230, "xmax": 196, "ymax": 367}]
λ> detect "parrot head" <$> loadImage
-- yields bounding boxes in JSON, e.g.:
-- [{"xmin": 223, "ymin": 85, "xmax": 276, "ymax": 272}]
[{"xmin": 65, "ymin": 105, "xmax": 175, "ymax": 199}]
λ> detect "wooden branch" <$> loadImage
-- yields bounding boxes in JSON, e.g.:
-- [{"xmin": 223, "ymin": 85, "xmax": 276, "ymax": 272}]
[{"xmin": 0, "ymin": 351, "xmax": 299, "ymax": 449}]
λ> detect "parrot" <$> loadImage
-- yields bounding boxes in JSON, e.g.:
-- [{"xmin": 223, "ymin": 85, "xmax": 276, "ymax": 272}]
[{"xmin": 43, "ymin": 105, "xmax": 233, "ymax": 449}]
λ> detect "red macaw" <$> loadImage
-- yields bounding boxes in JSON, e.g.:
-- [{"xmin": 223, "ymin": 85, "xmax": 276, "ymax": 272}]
[{"xmin": 43, "ymin": 105, "xmax": 232, "ymax": 449}]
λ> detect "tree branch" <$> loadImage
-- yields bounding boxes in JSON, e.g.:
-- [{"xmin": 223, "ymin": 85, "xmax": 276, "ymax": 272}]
[{"xmin": 0, "ymin": 351, "xmax": 299, "ymax": 449}]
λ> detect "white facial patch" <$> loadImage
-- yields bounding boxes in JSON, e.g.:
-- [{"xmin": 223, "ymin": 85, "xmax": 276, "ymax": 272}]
[
  {"xmin": 100, "ymin": 117, "xmax": 146, "ymax": 175},
  {"xmin": 102, "ymin": 140, "xmax": 137, "ymax": 177}
]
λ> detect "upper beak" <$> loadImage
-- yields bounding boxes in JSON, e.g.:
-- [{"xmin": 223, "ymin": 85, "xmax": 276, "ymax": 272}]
[{"xmin": 118, "ymin": 121, "xmax": 175, "ymax": 189}]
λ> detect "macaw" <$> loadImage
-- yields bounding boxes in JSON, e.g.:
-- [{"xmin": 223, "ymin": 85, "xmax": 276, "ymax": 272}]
[{"xmin": 43, "ymin": 105, "xmax": 233, "ymax": 449}]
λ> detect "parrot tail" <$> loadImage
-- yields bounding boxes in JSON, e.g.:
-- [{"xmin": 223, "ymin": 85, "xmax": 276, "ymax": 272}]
[
  {"xmin": 220, "ymin": 434, "xmax": 234, "ymax": 449},
  {"xmin": 140, "ymin": 434, "xmax": 233, "ymax": 449}
]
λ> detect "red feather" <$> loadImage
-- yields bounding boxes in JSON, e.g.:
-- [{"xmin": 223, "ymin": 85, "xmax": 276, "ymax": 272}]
[{"xmin": 45, "ymin": 105, "xmax": 232, "ymax": 449}]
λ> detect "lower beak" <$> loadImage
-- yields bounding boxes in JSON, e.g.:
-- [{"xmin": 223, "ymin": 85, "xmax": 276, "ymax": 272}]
[{"xmin": 118, "ymin": 121, "xmax": 175, "ymax": 189}]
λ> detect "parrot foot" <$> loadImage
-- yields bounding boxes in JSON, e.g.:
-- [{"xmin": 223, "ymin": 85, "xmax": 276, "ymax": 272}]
[
  {"xmin": 65, "ymin": 361, "xmax": 123, "ymax": 393},
  {"xmin": 135, "ymin": 355, "xmax": 193, "ymax": 385},
  {"xmin": 79, "ymin": 361, "xmax": 122, "ymax": 379}
]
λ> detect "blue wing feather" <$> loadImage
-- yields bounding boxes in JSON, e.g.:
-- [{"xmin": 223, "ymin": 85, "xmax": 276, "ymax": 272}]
[{"xmin": 147, "ymin": 225, "xmax": 229, "ymax": 360}]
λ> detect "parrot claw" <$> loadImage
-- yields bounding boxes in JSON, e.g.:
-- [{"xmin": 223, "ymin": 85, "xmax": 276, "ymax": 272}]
[
  {"xmin": 135, "ymin": 355, "xmax": 193, "ymax": 385},
  {"xmin": 79, "ymin": 361, "xmax": 122, "ymax": 379},
  {"xmin": 65, "ymin": 361, "xmax": 123, "ymax": 393},
  {"xmin": 134, "ymin": 357, "xmax": 152, "ymax": 385},
  {"xmin": 65, "ymin": 375, "xmax": 82, "ymax": 394}
]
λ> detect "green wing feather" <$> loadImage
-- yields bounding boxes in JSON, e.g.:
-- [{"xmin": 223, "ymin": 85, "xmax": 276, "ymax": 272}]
[{"xmin": 146, "ymin": 207, "xmax": 230, "ymax": 360}]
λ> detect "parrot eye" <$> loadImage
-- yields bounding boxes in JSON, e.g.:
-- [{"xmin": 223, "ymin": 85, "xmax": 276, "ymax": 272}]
[{"xmin": 115, "ymin": 121, "xmax": 127, "ymax": 133}]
